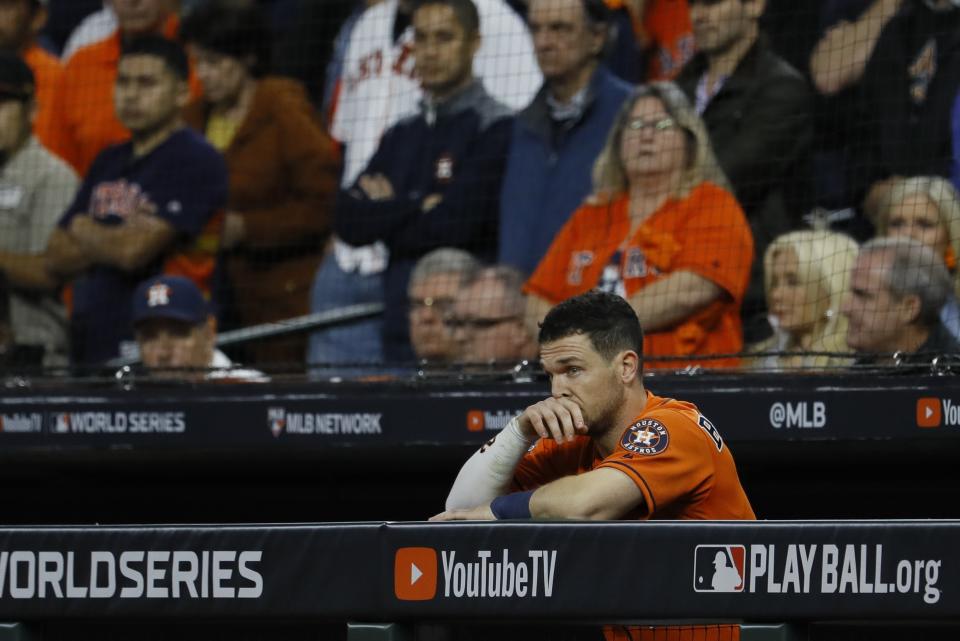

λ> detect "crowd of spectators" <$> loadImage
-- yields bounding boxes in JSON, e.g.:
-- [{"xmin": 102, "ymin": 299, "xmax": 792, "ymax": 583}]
[{"xmin": 0, "ymin": 0, "xmax": 959, "ymax": 378}]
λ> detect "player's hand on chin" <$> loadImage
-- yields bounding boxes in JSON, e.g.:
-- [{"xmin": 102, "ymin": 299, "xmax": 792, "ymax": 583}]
[
  {"xmin": 519, "ymin": 397, "xmax": 588, "ymax": 443},
  {"xmin": 429, "ymin": 504, "xmax": 496, "ymax": 521}
]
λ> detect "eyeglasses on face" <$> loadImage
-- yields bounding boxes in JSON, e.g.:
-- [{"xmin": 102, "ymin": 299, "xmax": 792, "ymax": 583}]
[
  {"xmin": 409, "ymin": 296, "xmax": 455, "ymax": 312},
  {"xmin": 625, "ymin": 116, "xmax": 677, "ymax": 132},
  {"xmin": 444, "ymin": 315, "xmax": 521, "ymax": 331}
]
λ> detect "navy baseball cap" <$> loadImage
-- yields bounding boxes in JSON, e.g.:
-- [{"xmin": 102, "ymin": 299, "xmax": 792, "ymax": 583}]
[{"xmin": 132, "ymin": 276, "xmax": 210, "ymax": 326}]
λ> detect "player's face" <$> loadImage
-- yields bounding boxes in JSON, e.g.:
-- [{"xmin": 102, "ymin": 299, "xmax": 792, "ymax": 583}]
[
  {"xmin": 191, "ymin": 45, "xmax": 251, "ymax": 108},
  {"xmin": 884, "ymin": 192, "xmax": 950, "ymax": 261},
  {"xmin": 449, "ymin": 279, "xmax": 527, "ymax": 363},
  {"xmin": 841, "ymin": 251, "xmax": 913, "ymax": 353},
  {"xmin": 540, "ymin": 333, "xmax": 626, "ymax": 438},
  {"xmin": 528, "ymin": 0, "xmax": 604, "ymax": 85},
  {"xmin": 113, "ymin": 0, "xmax": 169, "ymax": 36},
  {"xmin": 413, "ymin": 4, "xmax": 478, "ymax": 98},
  {"xmin": 136, "ymin": 317, "xmax": 215, "ymax": 375},
  {"xmin": 0, "ymin": 98, "xmax": 31, "ymax": 154},
  {"xmin": 767, "ymin": 246, "xmax": 826, "ymax": 336},
  {"xmin": 689, "ymin": 0, "xmax": 758, "ymax": 57},
  {"xmin": 619, "ymin": 96, "xmax": 687, "ymax": 181},
  {"xmin": 409, "ymin": 272, "xmax": 461, "ymax": 361},
  {"xmin": 115, "ymin": 54, "xmax": 188, "ymax": 135}
]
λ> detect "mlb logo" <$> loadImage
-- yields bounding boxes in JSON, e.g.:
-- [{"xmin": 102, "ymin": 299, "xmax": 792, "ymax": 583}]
[
  {"xmin": 693, "ymin": 545, "xmax": 745, "ymax": 593},
  {"xmin": 267, "ymin": 408, "xmax": 286, "ymax": 438},
  {"xmin": 52, "ymin": 413, "xmax": 70, "ymax": 434}
]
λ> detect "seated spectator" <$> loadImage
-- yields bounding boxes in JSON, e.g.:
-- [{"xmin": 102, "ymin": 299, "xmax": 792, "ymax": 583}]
[
  {"xmin": 45, "ymin": 36, "xmax": 227, "ymax": 366},
  {"xmin": 408, "ymin": 248, "xmax": 480, "ymax": 364},
  {"xmin": 0, "ymin": 0, "xmax": 63, "ymax": 151},
  {"xmin": 132, "ymin": 275, "xmax": 266, "ymax": 382},
  {"xmin": 852, "ymin": 1, "xmax": 960, "ymax": 226},
  {"xmin": 842, "ymin": 237, "xmax": 959, "ymax": 367},
  {"xmin": 871, "ymin": 175, "xmax": 960, "ymax": 339},
  {"xmin": 181, "ymin": 2, "xmax": 339, "ymax": 367},
  {"xmin": 448, "ymin": 265, "xmax": 537, "ymax": 365},
  {"xmin": 47, "ymin": 0, "xmax": 200, "ymax": 175},
  {"xmin": 499, "ymin": 0, "xmax": 632, "ymax": 276},
  {"xmin": 524, "ymin": 82, "xmax": 752, "ymax": 369},
  {"xmin": 675, "ymin": 0, "xmax": 813, "ymax": 341},
  {"xmin": 748, "ymin": 230, "xmax": 859, "ymax": 370},
  {"xmin": 333, "ymin": 0, "xmax": 512, "ymax": 362},
  {"xmin": 311, "ymin": 0, "xmax": 539, "ymax": 372},
  {"xmin": 0, "ymin": 53, "xmax": 78, "ymax": 366}
]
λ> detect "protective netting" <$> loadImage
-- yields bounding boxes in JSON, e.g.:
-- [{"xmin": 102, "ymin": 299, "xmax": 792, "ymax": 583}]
[{"xmin": 1, "ymin": 0, "xmax": 959, "ymax": 381}]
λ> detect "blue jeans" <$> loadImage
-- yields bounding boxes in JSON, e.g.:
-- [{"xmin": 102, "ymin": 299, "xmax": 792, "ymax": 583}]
[{"xmin": 306, "ymin": 252, "xmax": 384, "ymax": 380}]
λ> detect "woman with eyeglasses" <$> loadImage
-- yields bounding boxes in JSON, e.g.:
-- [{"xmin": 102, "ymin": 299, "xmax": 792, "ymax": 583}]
[{"xmin": 524, "ymin": 82, "xmax": 753, "ymax": 369}]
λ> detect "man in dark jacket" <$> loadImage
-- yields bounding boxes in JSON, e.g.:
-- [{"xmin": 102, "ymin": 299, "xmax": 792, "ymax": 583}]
[
  {"xmin": 676, "ymin": 0, "xmax": 813, "ymax": 342},
  {"xmin": 334, "ymin": 0, "xmax": 512, "ymax": 362}
]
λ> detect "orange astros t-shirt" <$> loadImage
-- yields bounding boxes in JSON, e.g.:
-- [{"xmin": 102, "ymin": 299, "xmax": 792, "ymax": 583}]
[
  {"xmin": 512, "ymin": 390, "xmax": 755, "ymax": 520},
  {"xmin": 525, "ymin": 182, "xmax": 753, "ymax": 369}
]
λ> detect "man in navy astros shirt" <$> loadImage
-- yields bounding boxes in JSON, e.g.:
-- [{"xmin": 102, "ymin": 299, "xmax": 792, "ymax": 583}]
[{"xmin": 46, "ymin": 35, "xmax": 227, "ymax": 366}]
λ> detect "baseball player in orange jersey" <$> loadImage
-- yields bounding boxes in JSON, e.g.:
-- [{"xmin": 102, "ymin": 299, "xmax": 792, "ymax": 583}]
[{"xmin": 432, "ymin": 289, "xmax": 753, "ymax": 640}]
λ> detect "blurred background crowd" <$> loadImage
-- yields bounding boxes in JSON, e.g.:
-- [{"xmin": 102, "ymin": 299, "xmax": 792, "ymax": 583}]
[{"xmin": 1, "ymin": 0, "xmax": 959, "ymax": 380}]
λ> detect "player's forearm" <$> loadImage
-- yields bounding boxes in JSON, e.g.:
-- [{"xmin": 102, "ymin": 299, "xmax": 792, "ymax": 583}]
[
  {"xmin": 445, "ymin": 417, "xmax": 534, "ymax": 511},
  {"xmin": 529, "ymin": 476, "xmax": 620, "ymax": 520}
]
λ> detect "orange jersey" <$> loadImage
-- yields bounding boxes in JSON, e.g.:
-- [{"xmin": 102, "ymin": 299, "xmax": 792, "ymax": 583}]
[
  {"xmin": 23, "ymin": 44, "xmax": 64, "ymax": 153},
  {"xmin": 45, "ymin": 16, "xmax": 202, "ymax": 176},
  {"xmin": 525, "ymin": 183, "xmax": 753, "ymax": 368},
  {"xmin": 512, "ymin": 390, "xmax": 755, "ymax": 520}
]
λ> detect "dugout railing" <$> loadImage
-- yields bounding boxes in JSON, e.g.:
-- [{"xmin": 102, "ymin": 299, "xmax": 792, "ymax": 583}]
[{"xmin": 0, "ymin": 521, "xmax": 957, "ymax": 640}]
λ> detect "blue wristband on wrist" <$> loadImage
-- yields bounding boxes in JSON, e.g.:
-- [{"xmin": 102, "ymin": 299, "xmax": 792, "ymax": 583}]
[{"xmin": 490, "ymin": 490, "xmax": 534, "ymax": 519}]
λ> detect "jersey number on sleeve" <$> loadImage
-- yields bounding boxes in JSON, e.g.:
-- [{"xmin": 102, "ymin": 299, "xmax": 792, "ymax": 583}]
[{"xmin": 698, "ymin": 414, "xmax": 724, "ymax": 452}]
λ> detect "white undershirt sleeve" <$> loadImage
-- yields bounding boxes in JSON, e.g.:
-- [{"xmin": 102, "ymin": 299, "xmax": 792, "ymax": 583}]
[{"xmin": 444, "ymin": 417, "xmax": 536, "ymax": 511}]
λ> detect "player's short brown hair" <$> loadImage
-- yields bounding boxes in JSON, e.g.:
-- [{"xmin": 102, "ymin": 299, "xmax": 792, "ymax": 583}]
[{"xmin": 538, "ymin": 290, "xmax": 644, "ymax": 365}]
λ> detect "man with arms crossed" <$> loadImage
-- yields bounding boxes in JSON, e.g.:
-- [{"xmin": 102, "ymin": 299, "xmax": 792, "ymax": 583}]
[{"xmin": 433, "ymin": 289, "xmax": 754, "ymax": 521}]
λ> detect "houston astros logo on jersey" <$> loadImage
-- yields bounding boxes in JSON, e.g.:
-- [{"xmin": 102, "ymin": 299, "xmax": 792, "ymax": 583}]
[{"xmin": 621, "ymin": 418, "xmax": 669, "ymax": 455}]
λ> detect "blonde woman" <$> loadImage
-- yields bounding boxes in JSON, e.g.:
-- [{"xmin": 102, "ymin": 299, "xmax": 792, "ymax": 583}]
[
  {"xmin": 524, "ymin": 82, "xmax": 753, "ymax": 369},
  {"xmin": 873, "ymin": 176, "xmax": 960, "ymax": 338},
  {"xmin": 750, "ymin": 230, "xmax": 859, "ymax": 370}
]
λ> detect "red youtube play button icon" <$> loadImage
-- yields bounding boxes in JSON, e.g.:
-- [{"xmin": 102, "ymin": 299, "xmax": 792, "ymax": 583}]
[{"xmin": 394, "ymin": 547, "xmax": 437, "ymax": 600}]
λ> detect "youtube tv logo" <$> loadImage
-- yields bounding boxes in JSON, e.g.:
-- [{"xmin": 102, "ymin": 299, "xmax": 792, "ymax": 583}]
[
  {"xmin": 917, "ymin": 398, "xmax": 941, "ymax": 428},
  {"xmin": 394, "ymin": 547, "xmax": 437, "ymax": 601}
]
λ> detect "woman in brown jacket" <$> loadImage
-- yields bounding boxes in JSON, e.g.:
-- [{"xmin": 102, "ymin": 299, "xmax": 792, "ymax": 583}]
[{"xmin": 181, "ymin": 1, "xmax": 339, "ymax": 367}]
